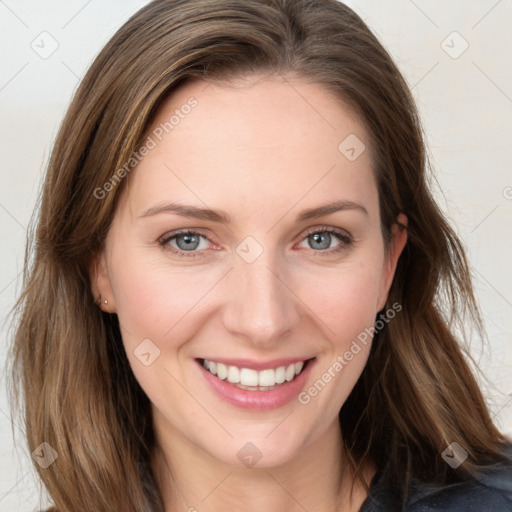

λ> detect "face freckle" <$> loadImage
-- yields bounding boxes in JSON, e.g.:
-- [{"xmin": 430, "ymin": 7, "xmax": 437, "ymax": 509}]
[{"xmin": 99, "ymin": 74, "xmax": 406, "ymax": 470}]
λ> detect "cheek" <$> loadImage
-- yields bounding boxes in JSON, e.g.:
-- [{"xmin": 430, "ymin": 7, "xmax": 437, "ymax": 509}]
[
  {"xmin": 110, "ymin": 241, "xmax": 385, "ymax": 358},
  {"xmin": 294, "ymin": 263, "xmax": 381, "ymax": 421},
  {"xmin": 108, "ymin": 241, "xmax": 226, "ymax": 354},
  {"xmin": 297, "ymin": 259, "xmax": 384, "ymax": 342},
  {"xmin": 108, "ymin": 256, "xmax": 224, "ymax": 410}
]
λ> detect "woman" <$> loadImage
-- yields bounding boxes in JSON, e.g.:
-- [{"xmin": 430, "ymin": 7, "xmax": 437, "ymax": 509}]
[{"xmin": 9, "ymin": 0, "xmax": 512, "ymax": 511}]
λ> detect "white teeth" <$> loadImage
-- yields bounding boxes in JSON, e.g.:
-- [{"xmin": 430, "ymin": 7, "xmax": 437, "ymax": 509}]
[
  {"xmin": 285, "ymin": 364, "xmax": 295, "ymax": 382},
  {"xmin": 240, "ymin": 368, "xmax": 259, "ymax": 386},
  {"xmin": 275, "ymin": 366, "xmax": 286, "ymax": 384},
  {"xmin": 202, "ymin": 359, "xmax": 307, "ymax": 388},
  {"xmin": 207, "ymin": 360, "xmax": 217, "ymax": 375},
  {"xmin": 216, "ymin": 363, "xmax": 227, "ymax": 380},
  {"xmin": 258, "ymin": 369, "xmax": 276, "ymax": 387},
  {"xmin": 227, "ymin": 365, "xmax": 240, "ymax": 384}
]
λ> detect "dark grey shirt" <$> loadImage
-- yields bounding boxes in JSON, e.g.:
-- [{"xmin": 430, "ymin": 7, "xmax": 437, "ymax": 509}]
[{"xmin": 360, "ymin": 461, "xmax": 512, "ymax": 511}]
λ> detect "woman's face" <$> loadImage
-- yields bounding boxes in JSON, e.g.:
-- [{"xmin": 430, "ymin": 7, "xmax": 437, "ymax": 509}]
[{"xmin": 94, "ymin": 75, "xmax": 406, "ymax": 468}]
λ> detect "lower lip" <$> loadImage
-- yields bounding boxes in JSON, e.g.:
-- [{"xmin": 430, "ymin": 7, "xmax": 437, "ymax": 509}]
[{"xmin": 198, "ymin": 359, "xmax": 315, "ymax": 411}]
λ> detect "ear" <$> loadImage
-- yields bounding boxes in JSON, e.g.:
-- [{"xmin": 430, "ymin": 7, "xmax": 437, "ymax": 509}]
[
  {"xmin": 89, "ymin": 250, "xmax": 117, "ymax": 313},
  {"xmin": 377, "ymin": 213, "xmax": 408, "ymax": 311}
]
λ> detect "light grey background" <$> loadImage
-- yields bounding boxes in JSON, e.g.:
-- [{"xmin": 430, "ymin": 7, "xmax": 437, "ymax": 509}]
[{"xmin": 1, "ymin": 1, "xmax": 511, "ymax": 509}]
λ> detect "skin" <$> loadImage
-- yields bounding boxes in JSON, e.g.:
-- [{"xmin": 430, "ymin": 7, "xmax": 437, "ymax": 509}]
[{"xmin": 91, "ymin": 74, "xmax": 407, "ymax": 511}]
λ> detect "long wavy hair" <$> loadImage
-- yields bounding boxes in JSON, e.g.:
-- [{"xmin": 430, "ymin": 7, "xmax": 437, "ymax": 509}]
[{"xmin": 9, "ymin": 0, "xmax": 510, "ymax": 510}]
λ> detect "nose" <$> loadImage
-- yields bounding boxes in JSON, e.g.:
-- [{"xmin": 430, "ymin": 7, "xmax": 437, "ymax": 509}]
[{"xmin": 221, "ymin": 254, "xmax": 302, "ymax": 347}]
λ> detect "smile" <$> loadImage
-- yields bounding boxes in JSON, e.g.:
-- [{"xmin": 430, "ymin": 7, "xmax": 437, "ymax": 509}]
[
  {"xmin": 202, "ymin": 359, "xmax": 306, "ymax": 390},
  {"xmin": 197, "ymin": 356, "xmax": 316, "ymax": 410}
]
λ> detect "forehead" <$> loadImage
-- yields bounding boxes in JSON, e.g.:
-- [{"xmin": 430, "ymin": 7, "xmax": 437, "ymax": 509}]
[
  {"xmin": 155, "ymin": 74, "xmax": 368, "ymax": 154},
  {"xmin": 123, "ymin": 75, "xmax": 378, "ymax": 222}
]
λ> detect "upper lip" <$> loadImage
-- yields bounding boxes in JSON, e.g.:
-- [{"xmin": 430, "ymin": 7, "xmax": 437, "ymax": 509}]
[{"xmin": 198, "ymin": 357, "xmax": 314, "ymax": 371}]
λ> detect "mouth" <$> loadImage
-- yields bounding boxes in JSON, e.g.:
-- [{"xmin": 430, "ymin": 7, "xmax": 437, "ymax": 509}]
[
  {"xmin": 200, "ymin": 358, "xmax": 310, "ymax": 391},
  {"xmin": 196, "ymin": 357, "xmax": 315, "ymax": 410}
]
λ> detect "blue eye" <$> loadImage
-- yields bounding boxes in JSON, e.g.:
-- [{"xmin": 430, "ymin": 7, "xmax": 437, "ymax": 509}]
[
  {"xmin": 308, "ymin": 231, "xmax": 333, "ymax": 250},
  {"xmin": 159, "ymin": 230, "xmax": 211, "ymax": 257},
  {"xmin": 158, "ymin": 227, "xmax": 353, "ymax": 259},
  {"xmin": 298, "ymin": 227, "xmax": 352, "ymax": 253},
  {"xmin": 174, "ymin": 233, "xmax": 201, "ymax": 251}
]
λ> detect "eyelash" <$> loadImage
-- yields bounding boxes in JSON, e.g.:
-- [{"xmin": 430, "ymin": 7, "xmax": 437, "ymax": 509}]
[{"xmin": 158, "ymin": 227, "xmax": 353, "ymax": 259}]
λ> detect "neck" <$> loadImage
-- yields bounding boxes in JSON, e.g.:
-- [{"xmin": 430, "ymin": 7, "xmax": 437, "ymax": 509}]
[{"xmin": 151, "ymin": 415, "xmax": 373, "ymax": 512}]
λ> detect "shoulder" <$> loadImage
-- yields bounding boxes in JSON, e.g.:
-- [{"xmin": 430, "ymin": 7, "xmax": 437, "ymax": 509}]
[
  {"xmin": 361, "ymin": 452, "xmax": 512, "ymax": 512},
  {"xmin": 407, "ymin": 464, "xmax": 512, "ymax": 512}
]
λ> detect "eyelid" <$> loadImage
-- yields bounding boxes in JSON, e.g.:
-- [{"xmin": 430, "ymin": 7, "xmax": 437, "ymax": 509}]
[
  {"xmin": 294, "ymin": 225, "xmax": 353, "ymax": 254},
  {"xmin": 158, "ymin": 225, "xmax": 353, "ymax": 257},
  {"xmin": 159, "ymin": 229, "xmax": 211, "ymax": 243},
  {"xmin": 300, "ymin": 225, "xmax": 353, "ymax": 242}
]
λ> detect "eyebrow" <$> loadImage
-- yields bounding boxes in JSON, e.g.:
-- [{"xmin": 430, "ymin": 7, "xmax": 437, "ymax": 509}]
[{"xmin": 138, "ymin": 200, "xmax": 368, "ymax": 223}]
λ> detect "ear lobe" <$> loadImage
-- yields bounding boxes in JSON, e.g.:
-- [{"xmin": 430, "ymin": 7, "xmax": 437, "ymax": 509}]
[
  {"xmin": 377, "ymin": 213, "xmax": 408, "ymax": 311},
  {"xmin": 89, "ymin": 250, "xmax": 116, "ymax": 313}
]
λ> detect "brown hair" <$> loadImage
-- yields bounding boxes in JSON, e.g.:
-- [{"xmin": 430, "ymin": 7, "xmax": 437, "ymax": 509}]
[{"xmin": 9, "ymin": 0, "xmax": 510, "ymax": 510}]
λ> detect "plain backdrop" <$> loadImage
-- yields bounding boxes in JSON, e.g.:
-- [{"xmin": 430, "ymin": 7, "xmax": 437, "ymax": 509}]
[{"xmin": 1, "ymin": 0, "xmax": 511, "ymax": 509}]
